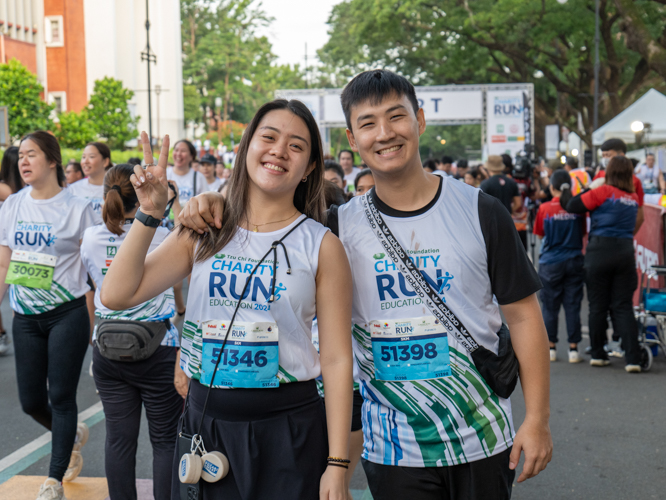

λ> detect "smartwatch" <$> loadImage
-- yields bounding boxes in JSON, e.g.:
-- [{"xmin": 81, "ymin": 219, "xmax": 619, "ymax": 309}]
[{"xmin": 135, "ymin": 209, "xmax": 162, "ymax": 228}]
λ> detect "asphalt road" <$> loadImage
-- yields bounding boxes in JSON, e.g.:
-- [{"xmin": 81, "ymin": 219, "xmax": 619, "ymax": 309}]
[{"xmin": 1, "ymin": 287, "xmax": 665, "ymax": 499}]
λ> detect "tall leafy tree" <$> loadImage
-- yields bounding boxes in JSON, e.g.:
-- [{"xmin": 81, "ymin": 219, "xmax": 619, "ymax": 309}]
[
  {"xmin": 87, "ymin": 77, "xmax": 140, "ymax": 149},
  {"xmin": 0, "ymin": 59, "xmax": 53, "ymax": 141},
  {"xmin": 181, "ymin": 0, "xmax": 304, "ymax": 128},
  {"xmin": 319, "ymin": 0, "xmax": 666, "ymax": 150}
]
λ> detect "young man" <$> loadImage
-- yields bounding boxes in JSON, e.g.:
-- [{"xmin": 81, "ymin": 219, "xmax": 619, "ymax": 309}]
[
  {"xmin": 480, "ymin": 155, "xmax": 522, "ymax": 215},
  {"xmin": 339, "ymin": 149, "xmax": 361, "ymax": 190},
  {"xmin": 178, "ymin": 70, "xmax": 553, "ymax": 499}
]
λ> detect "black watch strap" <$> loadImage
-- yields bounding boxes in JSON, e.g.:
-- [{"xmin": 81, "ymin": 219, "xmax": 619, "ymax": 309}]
[{"xmin": 135, "ymin": 209, "xmax": 161, "ymax": 228}]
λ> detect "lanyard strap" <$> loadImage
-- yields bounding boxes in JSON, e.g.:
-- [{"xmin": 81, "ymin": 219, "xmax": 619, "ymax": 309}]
[
  {"xmin": 361, "ymin": 191, "xmax": 480, "ymax": 353},
  {"xmin": 192, "ymin": 216, "xmax": 308, "ymax": 437}
]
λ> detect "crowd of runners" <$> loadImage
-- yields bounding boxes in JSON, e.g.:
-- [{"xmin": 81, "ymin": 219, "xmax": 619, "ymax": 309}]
[{"xmin": 14, "ymin": 68, "xmax": 660, "ymax": 500}]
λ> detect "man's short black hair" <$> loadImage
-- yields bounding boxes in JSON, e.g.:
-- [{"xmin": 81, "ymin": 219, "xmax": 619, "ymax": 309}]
[
  {"xmin": 441, "ymin": 155, "xmax": 454, "ymax": 165},
  {"xmin": 600, "ymin": 138, "xmax": 627, "ymax": 154},
  {"xmin": 341, "ymin": 69, "xmax": 419, "ymax": 131},
  {"xmin": 423, "ymin": 159, "xmax": 437, "ymax": 172},
  {"xmin": 338, "ymin": 149, "xmax": 354, "ymax": 161},
  {"xmin": 565, "ymin": 156, "xmax": 578, "ymax": 168},
  {"xmin": 647, "ymin": 152, "xmax": 655, "ymax": 157},
  {"xmin": 501, "ymin": 154, "xmax": 513, "ymax": 169},
  {"xmin": 457, "ymin": 159, "xmax": 468, "ymax": 170},
  {"xmin": 324, "ymin": 160, "xmax": 345, "ymax": 181}
]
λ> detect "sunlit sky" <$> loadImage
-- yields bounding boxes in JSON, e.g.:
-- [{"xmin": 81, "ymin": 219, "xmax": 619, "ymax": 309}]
[{"xmin": 258, "ymin": 0, "xmax": 340, "ymax": 68}]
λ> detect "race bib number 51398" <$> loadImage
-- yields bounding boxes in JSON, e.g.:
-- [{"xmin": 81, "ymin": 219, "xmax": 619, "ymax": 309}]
[
  {"xmin": 5, "ymin": 250, "xmax": 56, "ymax": 290},
  {"xmin": 370, "ymin": 316, "xmax": 451, "ymax": 382}
]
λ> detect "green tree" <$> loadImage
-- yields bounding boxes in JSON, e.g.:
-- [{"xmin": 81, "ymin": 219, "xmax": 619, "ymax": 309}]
[
  {"xmin": 181, "ymin": 0, "xmax": 305, "ymax": 128},
  {"xmin": 87, "ymin": 77, "xmax": 139, "ymax": 149},
  {"xmin": 54, "ymin": 110, "xmax": 96, "ymax": 149},
  {"xmin": 319, "ymin": 0, "xmax": 666, "ymax": 151},
  {"xmin": 0, "ymin": 59, "xmax": 54, "ymax": 141}
]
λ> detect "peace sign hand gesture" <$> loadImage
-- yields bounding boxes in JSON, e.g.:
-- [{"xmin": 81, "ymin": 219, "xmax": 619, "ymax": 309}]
[{"xmin": 131, "ymin": 131, "xmax": 170, "ymax": 219}]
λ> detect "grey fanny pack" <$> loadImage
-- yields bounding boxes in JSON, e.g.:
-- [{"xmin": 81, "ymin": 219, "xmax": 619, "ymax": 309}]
[{"xmin": 96, "ymin": 318, "xmax": 171, "ymax": 362}]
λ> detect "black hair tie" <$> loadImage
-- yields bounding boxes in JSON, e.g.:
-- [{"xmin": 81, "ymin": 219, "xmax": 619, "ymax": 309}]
[{"xmin": 111, "ymin": 185, "xmax": 122, "ymax": 193}]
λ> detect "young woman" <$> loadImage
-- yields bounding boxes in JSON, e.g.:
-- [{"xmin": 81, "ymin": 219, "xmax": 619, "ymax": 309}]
[
  {"xmin": 0, "ymin": 146, "xmax": 24, "ymax": 353},
  {"xmin": 562, "ymin": 156, "xmax": 642, "ymax": 372},
  {"xmin": 167, "ymin": 139, "xmax": 206, "ymax": 317},
  {"xmin": 101, "ymin": 100, "xmax": 353, "ymax": 499},
  {"xmin": 533, "ymin": 170, "xmax": 586, "ymax": 363},
  {"xmin": 80, "ymin": 164, "xmax": 184, "ymax": 500},
  {"xmin": 199, "ymin": 154, "xmax": 223, "ymax": 192},
  {"xmin": 70, "ymin": 141, "xmax": 113, "ymax": 223},
  {"xmin": 0, "ymin": 131, "xmax": 96, "ymax": 500},
  {"xmin": 168, "ymin": 139, "xmax": 206, "ymax": 206}
]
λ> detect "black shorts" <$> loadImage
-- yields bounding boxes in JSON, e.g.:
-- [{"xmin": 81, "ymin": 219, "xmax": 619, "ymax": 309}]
[{"xmin": 362, "ymin": 447, "xmax": 514, "ymax": 500}]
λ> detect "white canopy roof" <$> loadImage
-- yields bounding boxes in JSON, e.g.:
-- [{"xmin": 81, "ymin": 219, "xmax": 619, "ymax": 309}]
[{"xmin": 593, "ymin": 89, "xmax": 666, "ymax": 145}]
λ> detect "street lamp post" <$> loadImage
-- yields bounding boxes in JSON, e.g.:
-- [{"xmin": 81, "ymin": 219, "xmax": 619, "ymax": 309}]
[{"xmin": 140, "ymin": 0, "xmax": 157, "ymax": 143}]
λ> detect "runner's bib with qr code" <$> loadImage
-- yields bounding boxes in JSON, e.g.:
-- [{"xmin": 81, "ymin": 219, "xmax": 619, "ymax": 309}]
[
  {"xmin": 201, "ymin": 320, "xmax": 279, "ymax": 388},
  {"xmin": 370, "ymin": 316, "xmax": 451, "ymax": 382},
  {"xmin": 5, "ymin": 250, "xmax": 57, "ymax": 290}
]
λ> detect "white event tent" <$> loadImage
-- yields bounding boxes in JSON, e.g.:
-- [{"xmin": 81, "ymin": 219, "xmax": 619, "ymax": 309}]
[{"xmin": 593, "ymin": 89, "xmax": 666, "ymax": 145}]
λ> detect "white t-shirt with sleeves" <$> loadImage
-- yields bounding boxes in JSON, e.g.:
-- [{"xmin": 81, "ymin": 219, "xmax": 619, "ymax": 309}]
[{"xmin": 0, "ymin": 189, "xmax": 96, "ymax": 314}]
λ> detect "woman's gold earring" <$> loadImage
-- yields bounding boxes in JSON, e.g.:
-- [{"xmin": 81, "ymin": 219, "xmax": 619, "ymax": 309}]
[{"xmin": 302, "ymin": 176, "xmax": 307, "ymax": 182}]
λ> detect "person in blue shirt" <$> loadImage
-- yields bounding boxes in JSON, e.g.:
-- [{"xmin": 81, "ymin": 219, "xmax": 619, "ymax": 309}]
[{"xmin": 533, "ymin": 170, "xmax": 586, "ymax": 363}]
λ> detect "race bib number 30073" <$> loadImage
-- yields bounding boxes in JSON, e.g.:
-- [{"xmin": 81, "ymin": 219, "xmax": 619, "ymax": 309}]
[
  {"xmin": 370, "ymin": 317, "xmax": 451, "ymax": 382},
  {"xmin": 5, "ymin": 250, "xmax": 57, "ymax": 290},
  {"xmin": 201, "ymin": 320, "xmax": 279, "ymax": 389}
]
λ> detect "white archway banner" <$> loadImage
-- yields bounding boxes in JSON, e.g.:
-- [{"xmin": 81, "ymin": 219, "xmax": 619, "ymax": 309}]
[{"xmin": 277, "ymin": 83, "xmax": 534, "ymax": 156}]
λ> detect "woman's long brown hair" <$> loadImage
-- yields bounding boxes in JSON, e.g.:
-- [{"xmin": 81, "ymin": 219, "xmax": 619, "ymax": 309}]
[
  {"xmin": 605, "ymin": 156, "xmax": 635, "ymax": 193},
  {"xmin": 181, "ymin": 99, "xmax": 326, "ymax": 263}
]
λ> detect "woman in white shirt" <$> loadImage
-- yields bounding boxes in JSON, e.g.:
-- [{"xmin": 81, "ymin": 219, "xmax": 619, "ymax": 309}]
[{"xmin": 102, "ymin": 99, "xmax": 353, "ymax": 499}]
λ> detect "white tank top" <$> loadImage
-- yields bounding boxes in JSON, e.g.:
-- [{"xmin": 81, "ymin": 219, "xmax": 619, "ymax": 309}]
[
  {"xmin": 180, "ymin": 215, "xmax": 329, "ymax": 387},
  {"xmin": 337, "ymin": 177, "xmax": 513, "ymax": 467}
]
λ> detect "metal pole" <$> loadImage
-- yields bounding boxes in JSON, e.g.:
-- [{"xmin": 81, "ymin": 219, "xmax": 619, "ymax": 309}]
[
  {"xmin": 141, "ymin": 0, "xmax": 157, "ymax": 143},
  {"xmin": 592, "ymin": 0, "xmax": 600, "ymax": 166},
  {"xmin": 155, "ymin": 84, "xmax": 161, "ymax": 144}
]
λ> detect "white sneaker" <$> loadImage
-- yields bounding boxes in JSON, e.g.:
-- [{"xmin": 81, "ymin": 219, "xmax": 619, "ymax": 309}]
[
  {"xmin": 36, "ymin": 478, "xmax": 67, "ymax": 499},
  {"xmin": 73, "ymin": 422, "xmax": 89, "ymax": 451},
  {"xmin": 549, "ymin": 349, "xmax": 557, "ymax": 362},
  {"xmin": 63, "ymin": 423, "xmax": 88, "ymax": 482},
  {"xmin": 568, "ymin": 350, "xmax": 583, "ymax": 363},
  {"xmin": 0, "ymin": 332, "xmax": 10, "ymax": 355},
  {"xmin": 590, "ymin": 358, "xmax": 610, "ymax": 367},
  {"xmin": 63, "ymin": 451, "xmax": 83, "ymax": 482},
  {"xmin": 625, "ymin": 364, "xmax": 641, "ymax": 373}
]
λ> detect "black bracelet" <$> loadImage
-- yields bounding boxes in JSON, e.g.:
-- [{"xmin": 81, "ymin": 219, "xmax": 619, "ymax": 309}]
[
  {"xmin": 327, "ymin": 457, "xmax": 351, "ymax": 464},
  {"xmin": 327, "ymin": 462, "xmax": 349, "ymax": 469}
]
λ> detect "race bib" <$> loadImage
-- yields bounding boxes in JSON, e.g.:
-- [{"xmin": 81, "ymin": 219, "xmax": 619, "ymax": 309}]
[
  {"xmin": 370, "ymin": 316, "xmax": 451, "ymax": 382},
  {"xmin": 200, "ymin": 320, "xmax": 279, "ymax": 388},
  {"xmin": 5, "ymin": 250, "xmax": 57, "ymax": 290}
]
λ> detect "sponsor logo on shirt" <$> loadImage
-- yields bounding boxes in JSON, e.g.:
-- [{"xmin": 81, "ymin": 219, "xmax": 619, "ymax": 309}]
[{"xmin": 208, "ymin": 254, "xmax": 286, "ymax": 305}]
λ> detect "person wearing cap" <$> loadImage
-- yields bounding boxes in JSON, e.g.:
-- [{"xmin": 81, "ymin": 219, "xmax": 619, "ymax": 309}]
[
  {"xmin": 480, "ymin": 155, "xmax": 521, "ymax": 215},
  {"xmin": 533, "ymin": 170, "xmax": 586, "ymax": 364},
  {"xmin": 199, "ymin": 153, "xmax": 223, "ymax": 192}
]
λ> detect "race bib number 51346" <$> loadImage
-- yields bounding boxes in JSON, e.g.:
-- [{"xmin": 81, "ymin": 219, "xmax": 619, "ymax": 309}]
[
  {"xmin": 5, "ymin": 250, "xmax": 56, "ymax": 290},
  {"xmin": 201, "ymin": 320, "xmax": 279, "ymax": 389},
  {"xmin": 370, "ymin": 316, "xmax": 451, "ymax": 382}
]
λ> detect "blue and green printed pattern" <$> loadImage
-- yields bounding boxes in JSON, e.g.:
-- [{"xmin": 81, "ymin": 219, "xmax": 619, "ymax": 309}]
[
  {"xmin": 353, "ymin": 323, "xmax": 514, "ymax": 467},
  {"xmin": 9, "ymin": 280, "xmax": 75, "ymax": 315},
  {"xmin": 97, "ymin": 293, "xmax": 175, "ymax": 322}
]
